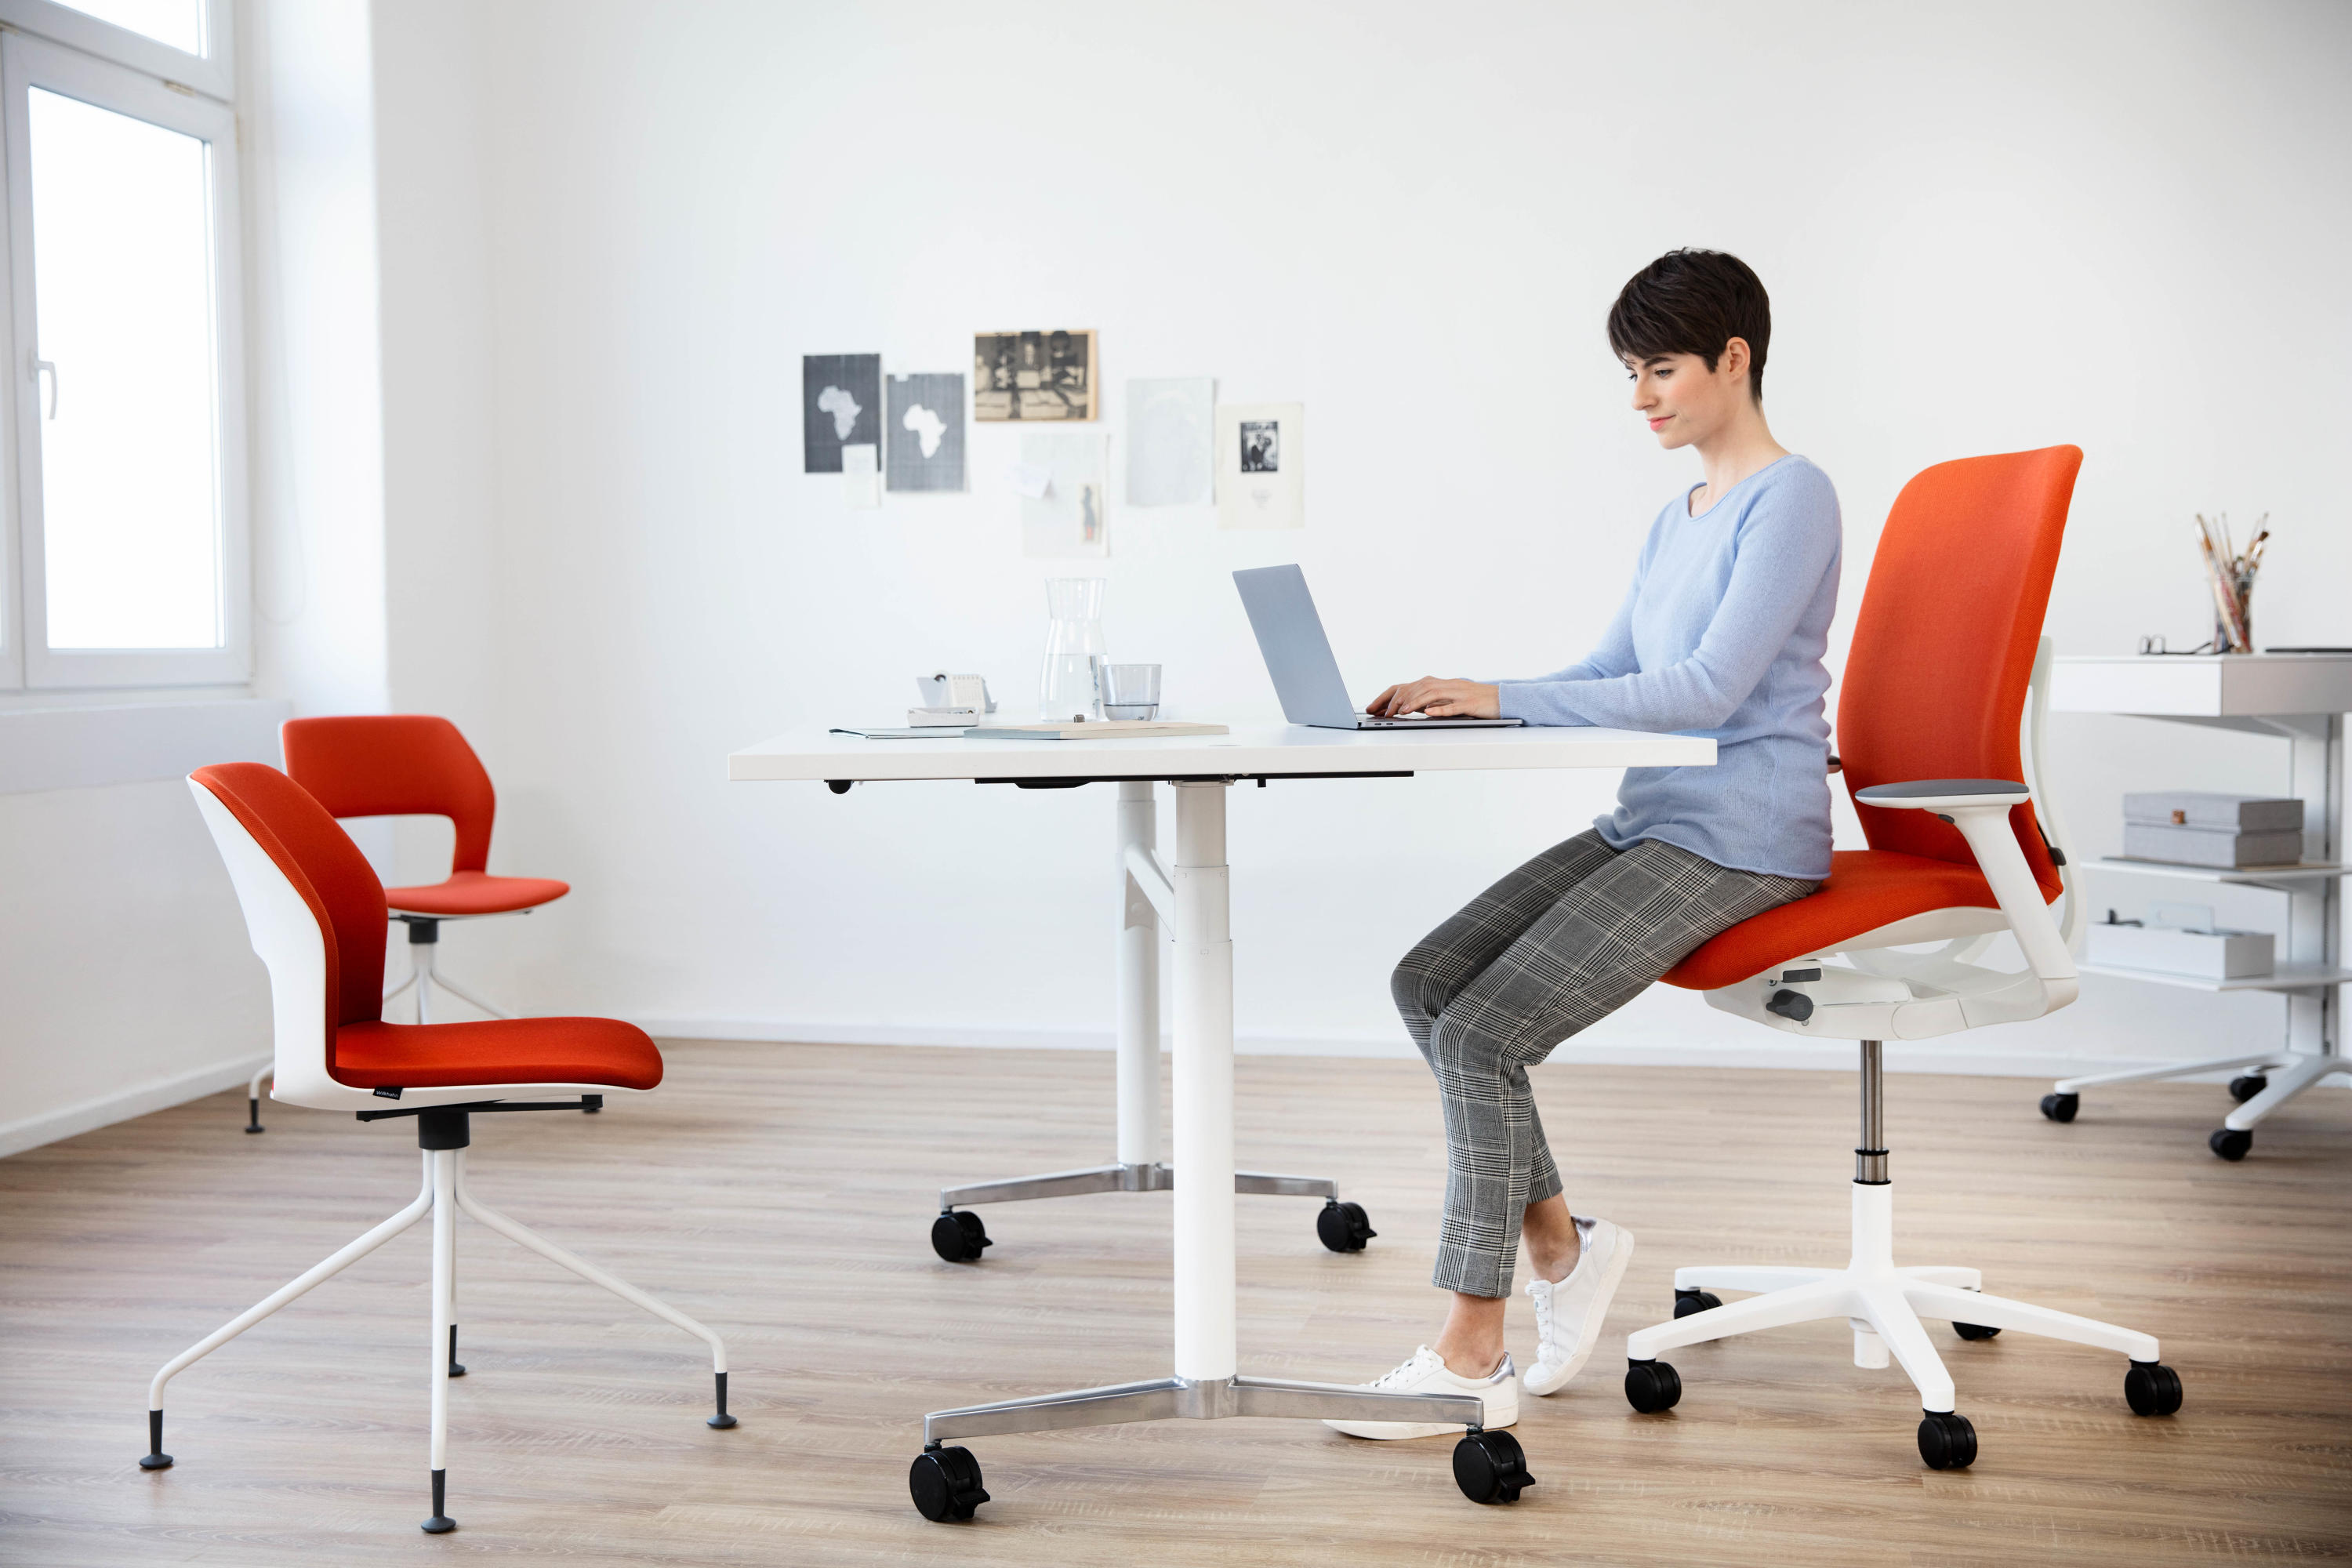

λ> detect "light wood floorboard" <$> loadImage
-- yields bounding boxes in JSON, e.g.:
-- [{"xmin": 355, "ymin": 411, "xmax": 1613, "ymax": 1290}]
[{"xmin": 2, "ymin": 1041, "xmax": 2347, "ymax": 1565}]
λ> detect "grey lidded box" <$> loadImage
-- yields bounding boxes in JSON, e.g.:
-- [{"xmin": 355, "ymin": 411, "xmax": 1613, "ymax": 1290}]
[
  {"xmin": 2122, "ymin": 792, "xmax": 2303, "ymax": 833},
  {"xmin": 2122, "ymin": 823, "xmax": 2306, "ymax": 868}
]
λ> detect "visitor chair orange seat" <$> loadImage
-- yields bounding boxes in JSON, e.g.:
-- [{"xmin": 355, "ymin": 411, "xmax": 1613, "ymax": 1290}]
[
  {"xmin": 237, "ymin": 715, "xmax": 572, "ymax": 1132},
  {"xmin": 1621, "ymin": 445, "xmax": 2184, "ymax": 1470},
  {"xmin": 148, "ymin": 761, "xmax": 733, "ymax": 1534}
]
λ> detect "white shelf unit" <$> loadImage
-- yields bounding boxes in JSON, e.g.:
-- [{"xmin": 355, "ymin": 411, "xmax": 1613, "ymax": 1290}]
[{"xmin": 2048, "ymin": 654, "xmax": 2350, "ymax": 1152}]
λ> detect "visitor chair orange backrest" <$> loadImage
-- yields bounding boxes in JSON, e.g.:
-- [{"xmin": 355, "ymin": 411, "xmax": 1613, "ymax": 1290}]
[{"xmin": 281, "ymin": 716, "xmax": 499, "ymax": 876}]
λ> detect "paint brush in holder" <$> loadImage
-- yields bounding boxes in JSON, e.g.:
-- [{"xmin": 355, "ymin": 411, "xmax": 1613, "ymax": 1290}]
[{"xmin": 2194, "ymin": 512, "xmax": 2267, "ymax": 654}]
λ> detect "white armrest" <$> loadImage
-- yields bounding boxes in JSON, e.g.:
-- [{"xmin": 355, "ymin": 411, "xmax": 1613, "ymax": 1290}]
[{"xmin": 1855, "ymin": 778, "xmax": 2074, "ymax": 992}]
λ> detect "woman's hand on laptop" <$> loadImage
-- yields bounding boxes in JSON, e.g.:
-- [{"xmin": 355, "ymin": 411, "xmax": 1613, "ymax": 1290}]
[{"xmin": 1367, "ymin": 679, "xmax": 1502, "ymax": 719}]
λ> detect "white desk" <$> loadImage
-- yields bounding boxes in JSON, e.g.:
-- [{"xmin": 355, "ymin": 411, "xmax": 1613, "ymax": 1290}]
[
  {"xmin": 2049, "ymin": 654, "xmax": 2350, "ymax": 1157},
  {"xmin": 729, "ymin": 722, "xmax": 1711, "ymax": 1514}
]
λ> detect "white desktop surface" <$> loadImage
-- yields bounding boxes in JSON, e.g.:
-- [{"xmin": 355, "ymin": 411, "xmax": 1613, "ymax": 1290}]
[
  {"xmin": 728, "ymin": 721, "xmax": 1714, "ymax": 782},
  {"xmin": 2052, "ymin": 652, "xmax": 2352, "ymax": 718}
]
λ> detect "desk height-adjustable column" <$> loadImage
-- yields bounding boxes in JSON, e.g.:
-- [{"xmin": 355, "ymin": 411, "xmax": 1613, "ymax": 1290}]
[
  {"xmin": 927, "ymin": 781, "xmax": 1373, "ymax": 1262},
  {"xmin": 911, "ymin": 779, "xmax": 1530, "ymax": 1520}
]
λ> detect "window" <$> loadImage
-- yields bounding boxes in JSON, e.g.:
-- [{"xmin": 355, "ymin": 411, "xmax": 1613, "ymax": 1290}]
[{"xmin": 0, "ymin": 0, "xmax": 244, "ymax": 689}]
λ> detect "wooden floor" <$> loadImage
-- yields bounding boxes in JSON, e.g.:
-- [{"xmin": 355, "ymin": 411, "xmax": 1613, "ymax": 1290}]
[{"xmin": 2, "ymin": 1042, "xmax": 2348, "ymax": 1566}]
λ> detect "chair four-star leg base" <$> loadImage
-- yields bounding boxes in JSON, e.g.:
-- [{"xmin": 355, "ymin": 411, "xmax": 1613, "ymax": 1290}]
[
  {"xmin": 143, "ymin": 1112, "xmax": 734, "ymax": 1532},
  {"xmin": 2044, "ymin": 1044, "xmax": 2347, "ymax": 1160},
  {"xmin": 1626, "ymin": 1042, "xmax": 2183, "ymax": 1469}
]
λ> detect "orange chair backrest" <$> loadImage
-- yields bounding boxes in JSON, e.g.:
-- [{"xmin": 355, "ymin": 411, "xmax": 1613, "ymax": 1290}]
[
  {"xmin": 191, "ymin": 762, "xmax": 389, "ymax": 1040},
  {"xmin": 281, "ymin": 715, "xmax": 499, "ymax": 876},
  {"xmin": 1838, "ymin": 445, "xmax": 2076, "ymax": 893}
]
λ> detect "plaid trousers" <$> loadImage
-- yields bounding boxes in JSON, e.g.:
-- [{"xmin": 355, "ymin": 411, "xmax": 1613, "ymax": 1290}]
[{"xmin": 1393, "ymin": 829, "xmax": 1817, "ymax": 1298}]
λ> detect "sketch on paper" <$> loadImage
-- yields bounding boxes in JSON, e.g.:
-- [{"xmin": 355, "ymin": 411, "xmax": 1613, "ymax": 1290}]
[
  {"xmin": 1020, "ymin": 433, "xmax": 1110, "ymax": 557},
  {"xmin": 884, "ymin": 372, "xmax": 966, "ymax": 492},
  {"xmin": 975, "ymin": 330, "xmax": 1097, "ymax": 421},
  {"xmin": 1125, "ymin": 377, "xmax": 1214, "ymax": 506},
  {"xmin": 802, "ymin": 354, "xmax": 882, "ymax": 473},
  {"xmin": 1216, "ymin": 402, "xmax": 1304, "ymax": 531}
]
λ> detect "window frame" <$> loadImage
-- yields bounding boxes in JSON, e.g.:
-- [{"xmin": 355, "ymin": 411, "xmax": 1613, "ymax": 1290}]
[
  {"xmin": 0, "ymin": 0, "xmax": 232, "ymax": 101},
  {"xmin": 0, "ymin": 12, "xmax": 249, "ymax": 689}
]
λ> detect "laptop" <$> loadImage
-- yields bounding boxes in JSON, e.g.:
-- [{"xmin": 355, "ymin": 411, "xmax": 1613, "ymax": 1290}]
[{"xmin": 1232, "ymin": 564, "xmax": 1524, "ymax": 731}]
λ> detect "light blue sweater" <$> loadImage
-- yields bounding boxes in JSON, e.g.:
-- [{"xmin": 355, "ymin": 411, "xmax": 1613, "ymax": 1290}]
[{"xmin": 1494, "ymin": 455, "xmax": 1841, "ymax": 880}]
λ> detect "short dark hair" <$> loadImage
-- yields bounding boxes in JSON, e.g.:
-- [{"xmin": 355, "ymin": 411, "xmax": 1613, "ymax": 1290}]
[{"xmin": 1607, "ymin": 249, "xmax": 1771, "ymax": 401}]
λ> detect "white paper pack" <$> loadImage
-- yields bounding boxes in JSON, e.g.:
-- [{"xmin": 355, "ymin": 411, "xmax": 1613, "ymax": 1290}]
[
  {"xmin": 1126, "ymin": 377, "xmax": 1214, "ymax": 506},
  {"xmin": 1020, "ymin": 434, "xmax": 1109, "ymax": 557},
  {"xmin": 1215, "ymin": 401, "xmax": 1303, "ymax": 530}
]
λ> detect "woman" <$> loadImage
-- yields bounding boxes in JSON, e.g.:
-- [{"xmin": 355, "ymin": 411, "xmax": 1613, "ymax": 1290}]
[{"xmin": 1330, "ymin": 249, "xmax": 1841, "ymax": 1439}]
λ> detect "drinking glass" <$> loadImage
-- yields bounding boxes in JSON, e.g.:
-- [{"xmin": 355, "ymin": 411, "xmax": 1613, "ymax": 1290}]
[{"xmin": 1102, "ymin": 664, "xmax": 1162, "ymax": 720}]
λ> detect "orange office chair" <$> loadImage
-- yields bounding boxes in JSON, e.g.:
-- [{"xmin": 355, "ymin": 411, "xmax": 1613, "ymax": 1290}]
[
  {"xmin": 1620, "ymin": 446, "xmax": 2183, "ymax": 1470},
  {"xmin": 153, "ymin": 763, "xmax": 733, "ymax": 1534},
  {"xmin": 239, "ymin": 717, "xmax": 572, "ymax": 1132}
]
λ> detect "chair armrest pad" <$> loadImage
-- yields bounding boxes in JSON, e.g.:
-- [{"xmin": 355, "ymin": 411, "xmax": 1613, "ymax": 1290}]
[{"xmin": 1854, "ymin": 779, "xmax": 2030, "ymax": 811}]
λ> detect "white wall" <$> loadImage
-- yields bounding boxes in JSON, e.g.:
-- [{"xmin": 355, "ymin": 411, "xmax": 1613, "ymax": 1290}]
[{"xmin": 361, "ymin": 0, "xmax": 2351, "ymax": 1076}]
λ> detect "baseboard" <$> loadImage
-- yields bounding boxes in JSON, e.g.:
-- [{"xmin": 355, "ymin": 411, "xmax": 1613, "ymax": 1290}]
[
  {"xmin": 0, "ymin": 1051, "xmax": 273, "ymax": 1159},
  {"xmin": 633, "ymin": 1016, "xmax": 2227, "ymax": 1083}
]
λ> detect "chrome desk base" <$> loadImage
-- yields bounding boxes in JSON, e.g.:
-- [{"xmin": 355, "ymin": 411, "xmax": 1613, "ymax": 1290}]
[
  {"xmin": 924, "ymin": 1373, "xmax": 1485, "ymax": 1445},
  {"xmin": 941, "ymin": 1161, "xmax": 1336, "ymax": 1210}
]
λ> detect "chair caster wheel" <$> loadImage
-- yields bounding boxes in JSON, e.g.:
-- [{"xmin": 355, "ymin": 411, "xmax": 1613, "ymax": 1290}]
[
  {"xmin": 931, "ymin": 1210, "xmax": 991, "ymax": 1262},
  {"xmin": 2209, "ymin": 1127, "xmax": 2252, "ymax": 1161},
  {"xmin": 1624, "ymin": 1359, "xmax": 1682, "ymax": 1414},
  {"xmin": 1953, "ymin": 1321, "xmax": 2001, "ymax": 1341},
  {"xmin": 1316, "ymin": 1200, "xmax": 1375, "ymax": 1253},
  {"xmin": 2039, "ymin": 1092, "xmax": 2078, "ymax": 1123},
  {"xmin": 2125, "ymin": 1360, "xmax": 2183, "ymax": 1416},
  {"xmin": 1918, "ymin": 1410, "xmax": 1976, "ymax": 1470},
  {"xmin": 2227, "ymin": 1074, "xmax": 2267, "ymax": 1104},
  {"xmin": 1673, "ymin": 1288, "xmax": 1722, "ymax": 1318},
  {"xmin": 909, "ymin": 1444, "xmax": 989, "ymax": 1521},
  {"xmin": 1452, "ymin": 1428, "xmax": 1534, "ymax": 1504}
]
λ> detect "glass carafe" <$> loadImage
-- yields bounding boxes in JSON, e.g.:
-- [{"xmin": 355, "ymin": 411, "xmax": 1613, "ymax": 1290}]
[{"xmin": 1040, "ymin": 577, "xmax": 1108, "ymax": 722}]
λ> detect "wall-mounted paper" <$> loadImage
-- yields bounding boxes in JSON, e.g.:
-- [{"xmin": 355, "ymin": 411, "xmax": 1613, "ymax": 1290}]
[
  {"xmin": 1215, "ymin": 401, "xmax": 1303, "ymax": 530},
  {"xmin": 1007, "ymin": 462, "xmax": 1052, "ymax": 499},
  {"xmin": 885, "ymin": 372, "xmax": 966, "ymax": 492},
  {"xmin": 1020, "ymin": 434, "xmax": 1109, "ymax": 557},
  {"xmin": 1126, "ymin": 377, "xmax": 1214, "ymax": 506},
  {"xmin": 975, "ymin": 330, "xmax": 1097, "ymax": 421},
  {"xmin": 803, "ymin": 354, "xmax": 882, "ymax": 473},
  {"xmin": 843, "ymin": 443, "xmax": 881, "ymax": 508}
]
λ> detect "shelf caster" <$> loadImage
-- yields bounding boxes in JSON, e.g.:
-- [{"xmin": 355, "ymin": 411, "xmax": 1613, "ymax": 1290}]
[
  {"xmin": 2125, "ymin": 1360, "xmax": 2183, "ymax": 1417},
  {"xmin": 2039, "ymin": 1092, "xmax": 2078, "ymax": 1123},
  {"xmin": 1672, "ymin": 1287, "xmax": 1722, "ymax": 1319},
  {"xmin": 909, "ymin": 1443, "xmax": 989, "ymax": 1522},
  {"xmin": 1624, "ymin": 1358, "xmax": 1682, "ymax": 1414},
  {"xmin": 930, "ymin": 1210, "xmax": 991, "ymax": 1263},
  {"xmin": 1917, "ymin": 1410, "xmax": 1976, "ymax": 1470},
  {"xmin": 1316, "ymin": 1199, "xmax": 1375, "ymax": 1253},
  {"xmin": 2209, "ymin": 1127, "xmax": 2252, "ymax": 1161},
  {"xmin": 1451, "ymin": 1428, "xmax": 1534, "ymax": 1504}
]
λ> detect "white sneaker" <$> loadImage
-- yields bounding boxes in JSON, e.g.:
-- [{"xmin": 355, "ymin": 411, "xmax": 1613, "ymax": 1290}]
[
  {"xmin": 1323, "ymin": 1345, "xmax": 1519, "ymax": 1440},
  {"xmin": 1523, "ymin": 1215, "xmax": 1634, "ymax": 1396}
]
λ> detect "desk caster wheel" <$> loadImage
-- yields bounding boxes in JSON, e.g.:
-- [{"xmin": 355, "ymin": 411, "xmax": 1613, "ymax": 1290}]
[
  {"xmin": 909, "ymin": 1444, "xmax": 989, "ymax": 1521},
  {"xmin": 1624, "ymin": 1359, "xmax": 1682, "ymax": 1414},
  {"xmin": 931, "ymin": 1210, "xmax": 991, "ymax": 1262},
  {"xmin": 1953, "ymin": 1321, "xmax": 2000, "ymax": 1341},
  {"xmin": 1918, "ymin": 1410, "xmax": 1976, "ymax": 1470},
  {"xmin": 1452, "ymin": 1428, "xmax": 1534, "ymax": 1504},
  {"xmin": 2228, "ymin": 1074, "xmax": 2267, "ymax": 1104},
  {"xmin": 1316, "ymin": 1200, "xmax": 1375, "ymax": 1253},
  {"xmin": 1673, "ymin": 1288, "xmax": 1722, "ymax": 1318},
  {"xmin": 2039, "ymin": 1092, "xmax": 2078, "ymax": 1123},
  {"xmin": 2125, "ymin": 1361, "xmax": 2183, "ymax": 1416},
  {"xmin": 2209, "ymin": 1127, "xmax": 2252, "ymax": 1161}
]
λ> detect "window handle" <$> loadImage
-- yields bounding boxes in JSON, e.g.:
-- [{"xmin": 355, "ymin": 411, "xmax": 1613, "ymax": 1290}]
[{"xmin": 32, "ymin": 357, "xmax": 56, "ymax": 419}]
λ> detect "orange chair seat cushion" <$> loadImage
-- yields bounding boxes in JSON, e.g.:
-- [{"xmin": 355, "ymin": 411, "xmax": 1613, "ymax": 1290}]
[
  {"xmin": 333, "ymin": 1017, "xmax": 662, "ymax": 1091},
  {"xmin": 384, "ymin": 870, "xmax": 570, "ymax": 916},
  {"xmin": 1662, "ymin": 848, "xmax": 2047, "ymax": 992}
]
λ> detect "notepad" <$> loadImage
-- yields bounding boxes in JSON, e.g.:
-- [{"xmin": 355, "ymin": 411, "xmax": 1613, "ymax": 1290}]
[{"xmin": 962, "ymin": 721, "xmax": 1230, "ymax": 740}]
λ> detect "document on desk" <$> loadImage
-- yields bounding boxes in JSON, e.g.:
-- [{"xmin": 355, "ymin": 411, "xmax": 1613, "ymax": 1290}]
[
  {"xmin": 828, "ymin": 726, "xmax": 971, "ymax": 739},
  {"xmin": 963, "ymin": 720, "xmax": 1229, "ymax": 739}
]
